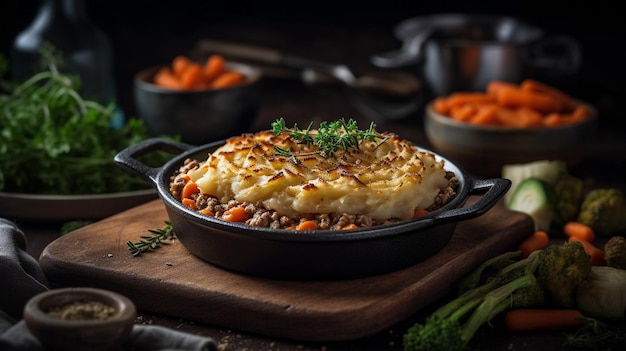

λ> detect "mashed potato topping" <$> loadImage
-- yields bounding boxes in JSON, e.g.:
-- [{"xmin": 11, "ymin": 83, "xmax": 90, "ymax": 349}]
[{"xmin": 185, "ymin": 129, "xmax": 451, "ymax": 220}]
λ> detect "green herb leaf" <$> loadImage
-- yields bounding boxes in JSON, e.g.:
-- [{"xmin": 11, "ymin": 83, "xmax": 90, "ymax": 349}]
[
  {"xmin": 0, "ymin": 45, "xmax": 174, "ymax": 194},
  {"xmin": 127, "ymin": 221, "xmax": 176, "ymax": 256},
  {"xmin": 271, "ymin": 117, "xmax": 388, "ymax": 158}
]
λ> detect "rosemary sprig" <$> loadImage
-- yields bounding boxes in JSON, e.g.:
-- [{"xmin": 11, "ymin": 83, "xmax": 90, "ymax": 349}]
[
  {"xmin": 271, "ymin": 117, "xmax": 388, "ymax": 158},
  {"xmin": 127, "ymin": 221, "xmax": 176, "ymax": 256}
]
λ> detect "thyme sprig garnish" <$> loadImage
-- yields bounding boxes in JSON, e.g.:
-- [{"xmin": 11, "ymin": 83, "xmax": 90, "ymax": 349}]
[
  {"xmin": 127, "ymin": 221, "xmax": 176, "ymax": 256},
  {"xmin": 271, "ymin": 117, "xmax": 388, "ymax": 158}
]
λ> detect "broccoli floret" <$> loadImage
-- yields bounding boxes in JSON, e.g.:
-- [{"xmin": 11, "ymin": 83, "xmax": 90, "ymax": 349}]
[
  {"xmin": 552, "ymin": 172, "xmax": 585, "ymax": 226},
  {"xmin": 604, "ymin": 236, "xmax": 626, "ymax": 269},
  {"xmin": 403, "ymin": 315, "xmax": 465, "ymax": 351},
  {"xmin": 577, "ymin": 188, "xmax": 626, "ymax": 236},
  {"xmin": 403, "ymin": 242, "xmax": 592, "ymax": 351},
  {"xmin": 536, "ymin": 241, "xmax": 592, "ymax": 308}
]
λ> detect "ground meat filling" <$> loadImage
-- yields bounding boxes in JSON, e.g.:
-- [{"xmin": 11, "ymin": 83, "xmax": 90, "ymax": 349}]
[{"xmin": 169, "ymin": 158, "xmax": 459, "ymax": 230}]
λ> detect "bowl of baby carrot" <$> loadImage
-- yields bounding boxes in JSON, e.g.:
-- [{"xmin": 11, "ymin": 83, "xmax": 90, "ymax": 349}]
[
  {"xmin": 134, "ymin": 54, "xmax": 262, "ymax": 145},
  {"xmin": 424, "ymin": 79, "xmax": 598, "ymax": 177}
]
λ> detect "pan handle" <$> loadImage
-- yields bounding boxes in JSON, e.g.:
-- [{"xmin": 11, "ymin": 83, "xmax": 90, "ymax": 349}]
[
  {"xmin": 114, "ymin": 138, "xmax": 195, "ymax": 185},
  {"xmin": 432, "ymin": 178, "xmax": 511, "ymax": 223}
]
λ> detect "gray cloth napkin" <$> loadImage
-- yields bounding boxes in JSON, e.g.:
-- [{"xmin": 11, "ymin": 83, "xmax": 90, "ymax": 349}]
[
  {"xmin": 0, "ymin": 320, "xmax": 217, "ymax": 351},
  {"xmin": 0, "ymin": 218, "xmax": 217, "ymax": 351},
  {"xmin": 0, "ymin": 218, "xmax": 49, "ymax": 321}
]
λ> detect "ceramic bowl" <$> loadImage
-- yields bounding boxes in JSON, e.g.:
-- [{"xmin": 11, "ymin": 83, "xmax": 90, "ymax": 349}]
[
  {"xmin": 424, "ymin": 100, "xmax": 598, "ymax": 178},
  {"xmin": 23, "ymin": 287, "xmax": 136, "ymax": 351},
  {"xmin": 134, "ymin": 62, "xmax": 263, "ymax": 145}
]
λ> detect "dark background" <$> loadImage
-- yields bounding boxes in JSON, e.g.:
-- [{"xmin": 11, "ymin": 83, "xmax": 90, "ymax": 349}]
[
  {"xmin": 1, "ymin": 3, "xmax": 625, "ymax": 349},
  {"xmin": 1, "ymin": 0, "xmax": 624, "ymax": 123}
]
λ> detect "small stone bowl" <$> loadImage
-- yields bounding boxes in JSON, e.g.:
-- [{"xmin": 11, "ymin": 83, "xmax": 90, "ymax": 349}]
[
  {"xmin": 134, "ymin": 61, "xmax": 263, "ymax": 145},
  {"xmin": 23, "ymin": 287, "xmax": 136, "ymax": 351}
]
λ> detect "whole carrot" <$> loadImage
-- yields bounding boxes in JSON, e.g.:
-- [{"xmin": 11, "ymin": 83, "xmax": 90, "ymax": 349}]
[
  {"xmin": 210, "ymin": 70, "xmax": 244, "ymax": 89},
  {"xmin": 179, "ymin": 62, "xmax": 205, "ymax": 89},
  {"xmin": 504, "ymin": 309, "xmax": 585, "ymax": 331},
  {"xmin": 486, "ymin": 80, "xmax": 518, "ymax": 98},
  {"xmin": 495, "ymin": 107, "xmax": 520, "ymax": 127},
  {"xmin": 518, "ymin": 230, "xmax": 550, "ymax": 258},
  {"xmin": 542, "ymin": 112, "xmax": 565, "ymax": 127},
  {"xmin": 468, "ymin": 104, "xmax": 499, "ymax": 125},
  {"xmin": 494, "ymin": 85, "xmax": 562, "ymax": 114},
  {"xmin": 449, "ymin": 104, "xmax": 477, "ymax": 122},
  {"xmin": 563, "ymin": 221, "xmax": 595, "ymax": 242},
  {"xmin": 153, "ymin": 67, "xmax": 182, "ymax": 89},
  {"xmin": 203, "ymin": 54, "xmax": 225, "ymax": 82},
  {"xmin": 445, "ymin": 92, "xmax": 495, "ymax": 109},
  {"xmin": 172, "ymin": 55, "xmax": 193, "ymax": 78},
  {"xmin": 515, "ymin": 107, "xmax": 544, "ymax": 127},
  {"xmin": 520, "ymin": 79, "xmax": 577, "ymax": 113}
]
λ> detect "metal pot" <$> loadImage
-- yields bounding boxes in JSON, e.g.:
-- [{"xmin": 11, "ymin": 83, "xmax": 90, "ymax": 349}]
[
  {"xmin": 372, "ymin": 13, "xmax": 581, "ymax": 96},
  {"xmin": 114, "ymin": 138, "xmax": 510, "ymax": 280}
]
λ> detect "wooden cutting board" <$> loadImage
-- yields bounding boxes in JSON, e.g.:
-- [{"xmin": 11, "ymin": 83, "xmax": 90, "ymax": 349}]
[{"xmin": 39, "ymin": 197, "xmax": 533, "ymax": 342}]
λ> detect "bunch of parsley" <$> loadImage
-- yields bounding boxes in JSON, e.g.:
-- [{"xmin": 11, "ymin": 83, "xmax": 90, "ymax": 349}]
[{"xmin": 0, "ymin": 46, "xmax": 171, "ymax": 195}]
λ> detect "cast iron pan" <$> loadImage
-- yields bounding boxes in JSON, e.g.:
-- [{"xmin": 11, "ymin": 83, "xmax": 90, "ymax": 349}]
[{"xmin": 115, "ymin": 138, "xmax": 510, "ymax": 280}]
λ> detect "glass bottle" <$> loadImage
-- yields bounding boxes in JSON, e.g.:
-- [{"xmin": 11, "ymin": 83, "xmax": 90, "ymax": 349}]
[{"xmin": 10, "ymin": 0, "xmax": 123, "ymax": 127}]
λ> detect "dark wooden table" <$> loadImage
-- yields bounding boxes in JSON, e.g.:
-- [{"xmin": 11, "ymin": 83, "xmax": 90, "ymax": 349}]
[
  {"xmin": 10, "ymin": 9, "xmax": 626, "ymax": 351},
  {"xmin": 20, "ymin": 76, "xmax": 626, "ymax": 351}
]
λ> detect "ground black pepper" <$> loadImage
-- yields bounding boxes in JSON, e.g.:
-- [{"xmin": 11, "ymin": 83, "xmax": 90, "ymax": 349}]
[{"xmin": 46, "ymin": 300, "xmax": 117, "ymax": 320}]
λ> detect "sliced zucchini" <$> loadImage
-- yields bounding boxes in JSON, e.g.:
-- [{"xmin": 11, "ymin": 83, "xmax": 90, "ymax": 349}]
[
  {"xmin": 502, "ymin": 160, "xmax": 567, "ymax": 204},
  {"xmin": 506, "ymin": 177, "xmax": 557, "ymax": 231}
]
